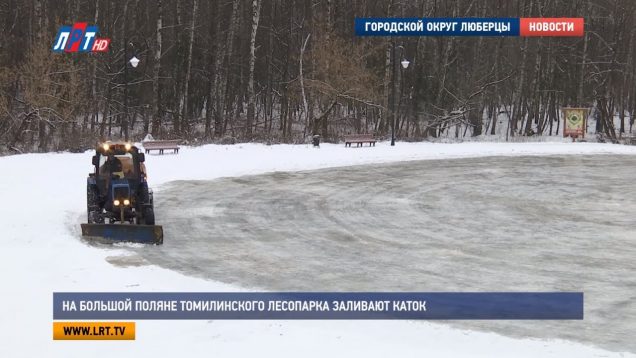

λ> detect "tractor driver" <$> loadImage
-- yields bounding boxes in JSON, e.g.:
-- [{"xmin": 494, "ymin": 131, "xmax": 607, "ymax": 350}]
[{"xmin": 105, "ymin": 155, "xmax": 124, "ymax": 178}]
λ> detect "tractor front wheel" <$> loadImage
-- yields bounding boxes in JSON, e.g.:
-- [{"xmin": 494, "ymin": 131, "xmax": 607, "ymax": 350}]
[
  {"xmin": 87, "ymin": 186, "xmax": 103, "ymax": 224},
  {"xmin": 143, "ymin": 207, "xmax": 155, "ymax": 225}
]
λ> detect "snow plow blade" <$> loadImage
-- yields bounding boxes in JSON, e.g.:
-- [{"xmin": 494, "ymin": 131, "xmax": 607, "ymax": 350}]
[{"xmin": 81, "ymin": 224, "xmax": 163, "ymax": 245}]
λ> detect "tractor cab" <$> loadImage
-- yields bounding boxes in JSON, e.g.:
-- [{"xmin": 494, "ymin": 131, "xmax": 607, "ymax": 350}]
[{"xmin": 92, "ymin": 142, "xmax": 145, "ymax": 186}]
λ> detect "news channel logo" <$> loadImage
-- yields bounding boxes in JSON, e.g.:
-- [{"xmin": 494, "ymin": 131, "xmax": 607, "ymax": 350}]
[{"xmin": 52, "ymin": 22, "xmax": 110, "ymax": 53}]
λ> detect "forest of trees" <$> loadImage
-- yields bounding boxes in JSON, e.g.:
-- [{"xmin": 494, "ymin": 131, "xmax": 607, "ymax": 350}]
[{"xmin": 0, "ymin": 0, "xmax": 635, "ymax": 153}]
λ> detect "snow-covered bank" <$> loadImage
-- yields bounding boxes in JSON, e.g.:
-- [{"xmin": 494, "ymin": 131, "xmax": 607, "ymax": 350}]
[
  {"xmin": 146, "ymin": 141, "xmax": 636, "ymax": 185},
  {"xmin": 1, "ymin": 141, "xmax": 635, "ymax": 358}
]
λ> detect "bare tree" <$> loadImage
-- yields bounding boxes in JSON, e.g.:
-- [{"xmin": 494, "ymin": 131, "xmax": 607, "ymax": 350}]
[
  {"xmin": 151, "ymin": 0, "xmax": 164, "ymax": 136},
  {"xmin": 245, "ymin": 0, "xmax": 262, "ymax": 138},
  {"xmin": 181, "ymin": 0, "xmax": 198, "ymax": 137}
]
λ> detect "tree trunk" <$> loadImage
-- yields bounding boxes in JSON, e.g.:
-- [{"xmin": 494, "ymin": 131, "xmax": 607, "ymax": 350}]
[
  {"xmin": 222, "ymin": 0, "xmax": 240, "ymax": 137},
  {"xmin": 300, "ymin": 34, "xmax": 310, "ymax": 135},
  {"xmin": 122, "ymin": 1, "xmax": 130, "ymax": 141},
  {"xmin": 150, "ymin": 0, "xmax": 163, "ymax": 137},
  {"xmin": 577, "ymin": 1, "xmax": 591, "ymax": 106},
  {"xmin": 172, "ymin": 0, "xmax": 183, "ymax": 135},
  {"xmin": 180, "ymin": 0, "xmax": 198, "ymax": 138},
  {"xmin": 245, "ymin": 0, "xmax": 262, "ymax": 139},
  {"xmin": 90, "ymin": 0, "xmax": 99, "ymax": 133}
]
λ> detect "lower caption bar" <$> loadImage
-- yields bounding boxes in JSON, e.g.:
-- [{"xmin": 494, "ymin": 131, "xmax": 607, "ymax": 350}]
[
  {"xmin": 53, "ymin": 322, "xmax": 135, "ymax": 340},
  {"xmin": 53, "ymin": 292, "xmax": 583, "ymax": 320}
]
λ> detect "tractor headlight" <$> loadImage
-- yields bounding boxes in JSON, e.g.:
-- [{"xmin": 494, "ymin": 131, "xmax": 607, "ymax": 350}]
[
  {"xmin": 125, "ymin": 143, "xmax": 132, "ymax": 151},
  {"xmin": 102, "ymin": 143, "xmax": 110, "ymax": 151},
  {"xmin": 123, "ymin": 199, "xmax": 130, "ymax": 206},
  {"xmin": 113, "ymin": 199, "xmax": 120, "ymax": 206}
]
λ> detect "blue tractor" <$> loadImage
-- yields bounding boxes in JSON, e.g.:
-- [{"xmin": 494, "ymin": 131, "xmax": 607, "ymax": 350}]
[{"xmin": 81, "ymin": 142, "xmax": 163, "ymax": 244}]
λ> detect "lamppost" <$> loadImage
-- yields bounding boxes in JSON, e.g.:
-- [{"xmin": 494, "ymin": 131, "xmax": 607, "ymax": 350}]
[
  {"xmin": 390, "ymin": 42, "xmax": 410, "ymax": 146},
  {"xmin": 123, "ymin": 41, "xmax": 140, "ymax": 141}
]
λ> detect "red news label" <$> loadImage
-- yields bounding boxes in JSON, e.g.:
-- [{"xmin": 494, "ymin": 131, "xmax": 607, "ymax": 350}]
[{"xmin": 520, "ymin": 18, "xmax": 584, "ymax": 37}]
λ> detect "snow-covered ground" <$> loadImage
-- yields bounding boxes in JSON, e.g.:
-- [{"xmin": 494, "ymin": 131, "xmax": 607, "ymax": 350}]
[{"xmin": 2, "ymin": 141, "xmax": 636, "ymax": 358}]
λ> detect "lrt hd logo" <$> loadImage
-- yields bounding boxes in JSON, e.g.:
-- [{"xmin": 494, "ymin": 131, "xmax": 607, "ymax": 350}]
[{"xmin": 52, "ymin": 22, "xmax": 110, "ymax": 53}]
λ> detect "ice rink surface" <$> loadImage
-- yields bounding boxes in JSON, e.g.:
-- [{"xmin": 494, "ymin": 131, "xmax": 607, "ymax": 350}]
[{"xmin": 126, "ymin": 155, "xmax": 636, "ymax": 353}]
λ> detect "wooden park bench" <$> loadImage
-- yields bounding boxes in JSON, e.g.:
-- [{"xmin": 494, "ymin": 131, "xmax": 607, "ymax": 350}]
[
  {"xmin": 623, "ymin": 135, "xmax": 636, "ymax": 145},
  {"xmin": 344, "ymin": 134, "xmax": 376, "ymax": 147},
  {"xmin": 142, "ymin": 139, "xmax": 181, "ymax": 154}
]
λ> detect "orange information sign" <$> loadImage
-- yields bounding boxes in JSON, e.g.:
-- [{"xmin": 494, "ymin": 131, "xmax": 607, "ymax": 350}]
[{"xmin": 562, "ymin": 107, "xmax": 588, "ymax": 138}]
